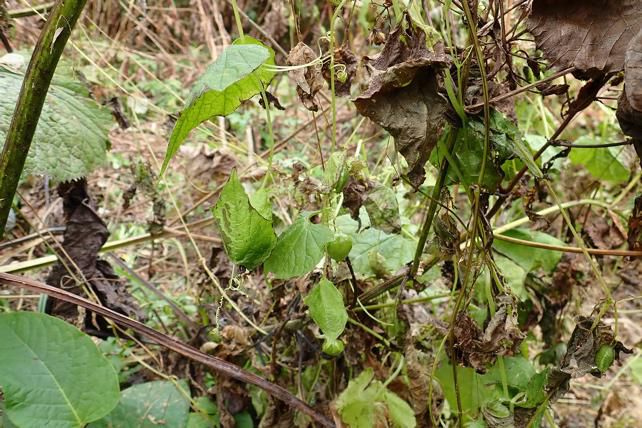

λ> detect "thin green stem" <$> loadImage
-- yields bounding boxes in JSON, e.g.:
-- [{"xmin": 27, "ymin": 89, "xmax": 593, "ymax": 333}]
[
  {"xmin": 410, "ymin": 129, "xmax": 457, "ymax": 277},
  {"xmin": 229, "ymin": 0, "xmax": 245, "ymax": 38},
  {"xmin": 329, "ymin": 0, "xmax": 347, "ymax": 152}
]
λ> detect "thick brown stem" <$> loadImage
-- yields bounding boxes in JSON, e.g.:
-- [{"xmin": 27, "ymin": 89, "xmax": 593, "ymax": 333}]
[{"xmin": 0, "ymin": 272, "xmax": 335, "ymax": 427}]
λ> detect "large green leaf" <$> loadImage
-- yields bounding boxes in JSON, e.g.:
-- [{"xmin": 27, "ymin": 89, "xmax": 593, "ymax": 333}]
[
  {"xmin": 263, "ymin": 214, "xmax": 333, "ymax": 279},
  {"xmin": 0, "ymin": 68, "xmax": 112, "ymax": 182},
  {"xmin": 91, "ymin": 380, "xmax": 190, "ymax": 428},
  {"xmin": 161, "ymin": 37, "xmax": 275, "ymax": 173},
  {"xmin": 348, "ymin": 228, "xmax": 414, "ymax": 279},
  {"xmin": 213, "ymin": 170, "xmax": 276, "ymax": 269},
  {"xmin": 435, "ymin": 361, "xmax": 497, "ymax": 422},
  {"xmin": 493, "ymin": 228, "xmax": 564, "ymax": 273},
  {"xmin": 304, "ymin": 277, "xmax": 347, "ymax": 341},
  {"xmin": 569, "ymin": 137, "xmax": 629, "ymax": 183},
  {"xmin": 0, "ymin": 312, "xmax": 119, "ymax": 428}
]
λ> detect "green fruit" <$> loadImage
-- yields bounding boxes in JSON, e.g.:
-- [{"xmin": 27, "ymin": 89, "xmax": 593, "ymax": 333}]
[
  {"xmin": 327, "ymin": 235, "xmax": 353, "ymax": 261},
  {"xmin": 595, "ymin": 345, "xmax": 615, "ymax": 373},
  {"xmin": 322, "ymin": 338, "xmax": 345, "ymax": 356}
]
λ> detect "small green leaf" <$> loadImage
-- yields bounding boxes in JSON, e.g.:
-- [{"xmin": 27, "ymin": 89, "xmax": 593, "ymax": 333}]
[
  {"xmin": 517, "ymin": 369, "xmax": 548, "ymax": 408},
  {"xmin": 0, "ymin": 312, "xmax": 120, "ymax": 428},
  {"xmin": 304, "ymin": 277, "xmax": 348, "ymax": 340},
  {"xmin": 348, "ymin": 228, "xmax": 414, "ymax": 279},
  {"xmin": 186, "ymin": 397, "xmax": 220, "ymax": 428},
  {"xmin": 334, "ymin": 369, "xmax": 385, "ymax": 428},
  {"xmin": 91, "ymin": 380, "xmax": 190, "ymax": 428},
  {"xmin": 334, "ymin": 369, "xmax": 416, "ymax": 428},
  {"xmin": 213, "ymin": 170, "xmax": 276, "ymax": 269},
  {"xmin": 264, "ymin": 214, "xmax": 333, "ymax": 279},
  {"xmin": 595, "ymin": 345, "xmax": 615, "ymax": 373},
  {"xmin": 569, "ymin": 137, "xmax": 629, "ymax": 183},
  {"xmin": 161, "ymin": 37, "xmax": 275, "ymax": 173},
  {"xmin": 0, "ymin": 68, "xmax": 112, "ymax": 182},
  {"xmin": 384, "ymin": 391, "xmax": 417, "ymax": 428}
]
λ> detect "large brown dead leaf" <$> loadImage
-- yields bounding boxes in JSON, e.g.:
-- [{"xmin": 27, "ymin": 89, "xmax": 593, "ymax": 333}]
[
  {"xmin": 46, "ymin": 179, "xmax": 145, "ymax": 332},
  {"xmin": 528, "ymin": 0, "xmax": 642, "ymax": 78},
  {"xmin": 353, "ymin": 18, "xmax": 449, "ymax": 187}
]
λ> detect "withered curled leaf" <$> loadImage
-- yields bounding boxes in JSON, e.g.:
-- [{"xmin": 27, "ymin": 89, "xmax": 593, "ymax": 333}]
[
  {"xmin": 451, "ymin": 295, "xmax": 524, "ymax": 372},
  {"xmin": 527, "ymin": 0, "xmax": 642, "ymax": 78},
  {"xmin": 354, "ymin": 18, "xmax": 449, "ymax": 187},
  {"xmin": 627, "ymin": 195, "xmax": 642, "ymax": 251},
  {"xmin": 626, "ymin": 29, "xmax": 642, "ymax": 111},
  {"xmin": 287, "ymin": 42, "xmax": 324, "ymax": 111}
]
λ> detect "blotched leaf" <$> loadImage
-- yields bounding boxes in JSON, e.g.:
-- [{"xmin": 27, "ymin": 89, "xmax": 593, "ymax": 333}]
[
  {"xmin": 493, "ymin": 229, "xmax": 564, "ymax": 273},
  {"xmin": 364, "ymin": 183, "xmax": 401, "ymax": 233},
  {"xmin": 213, "ymin": 170, "xmax": 276, "ymax": 269},
  {"xmin": 92, "ymin": 380, "xmax": 190, "ymax": 428},
  {"xmin": 569, "ymin": 138, "xmax": 629, "ymax": 183},
  {"xmin": 495, "ymin": 255, "xmax": 528, "ymax": 301},
  {"xmin": 348, "ymin": 228, "xmax": 414, "ymax": 279},
  {"xmin": 0, "ymin": 68, "xmax": 112, "ymax": 182},
  {"xmin": 304, "ymin": 277, "xmax": 347, "ymax": 340},
  {"xmin": 161, "ymin": 37, "xmax": 275, "ymax": 173},
  {"xmin": 264, "ymin": 214, "xmax": 333, "ymax": 279},
  {"xmin": 0, "ymin": 312, "xmax": 119, "ymax": 428}
]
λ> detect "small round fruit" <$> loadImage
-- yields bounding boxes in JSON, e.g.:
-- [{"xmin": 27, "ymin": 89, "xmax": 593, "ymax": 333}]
[
  {"xmin": 595, "ymin": 345, "xmax": 615, "ymax": 373},
  {"xmin": 327, "ymin": 235, "xmax": 353, "ymax": 261},
  {"xmin": 322, "ymin": 338, "xmax": 345, "ymax": 357}
]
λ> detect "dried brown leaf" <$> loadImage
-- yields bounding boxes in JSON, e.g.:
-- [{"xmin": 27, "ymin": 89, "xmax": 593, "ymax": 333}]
[
  {"xmin": 46, "ymin": 180, "xmax": 145, "ymax": 330},
  {"xmin": 528, "ymin": 0, "xmax": 642, "ymax": 78},
  {"xmin": 354, "ymin": 20, "xmax": 449, "ymax": 186},
  {"xmin": 287, "ymin": 42, "xmax": 324, "ymax": 111},
  {"xmin": 452, "ymin": 295, "xmax": 525, "ymax": 372},
  {"xmin": 626, "ymin": 28, "xmax": 642, "ymax": 111},
  {"xmin": 628, "ymin": 194, "xmax": 642, "ymax": 250}
]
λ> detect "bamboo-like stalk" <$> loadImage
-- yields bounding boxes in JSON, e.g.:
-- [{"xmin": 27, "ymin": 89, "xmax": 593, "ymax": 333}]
[{"xmin": 0, "ymin": 0, "xmax": 88, "ymax": 237}]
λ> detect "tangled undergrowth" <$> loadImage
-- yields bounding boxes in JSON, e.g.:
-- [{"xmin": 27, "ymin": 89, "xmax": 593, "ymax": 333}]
[{"xmin": 1, "ymin": 0, "xmax": 642, "ymax": 427}]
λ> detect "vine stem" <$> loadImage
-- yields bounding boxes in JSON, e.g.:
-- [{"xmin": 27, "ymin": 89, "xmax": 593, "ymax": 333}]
[
  {"xmin": 0, "ymin": 0, "xmax": 88, "ymax": 238},
  {"xmin": 329, "ymin": 0, "xmax": 347, "ymax": 152},
  {"xmin": 0, "ymin": 272, "xmax": 335, "ymax": 428},
  {"xmin": 410, "ymin": 130, "xmax": 457, "ymax": 277}
]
